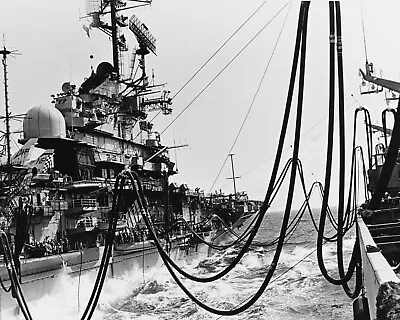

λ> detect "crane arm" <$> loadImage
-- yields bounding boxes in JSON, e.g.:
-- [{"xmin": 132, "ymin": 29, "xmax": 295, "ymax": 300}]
[
  {"xmin": 360, "ymin": 68, "xmax": 400, "ymax": 93},
  {"xmin": 368, "ymin": 123, "xmax": 393, "ymax": 136}
]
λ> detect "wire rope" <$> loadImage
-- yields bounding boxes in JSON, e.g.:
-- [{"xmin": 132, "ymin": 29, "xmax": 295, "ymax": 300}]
[
  {"xmin": 160, "ymin": 1, "xmax": 291, "ymax": 135},
  {"xmin": 148, "ymin": 1, "xmax": 270, "ymax": 125},
  {"xmin": 172, "ymin": 1, "xmax": 269, "ymax": 101},
  {"xmin": 208, "ymin": 0, "xmax": 293, "ymax": 193}
]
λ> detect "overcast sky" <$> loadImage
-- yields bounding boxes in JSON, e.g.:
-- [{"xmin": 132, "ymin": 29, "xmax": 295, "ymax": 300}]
[{"xmin": 0, "ymin": 1, "xmax": 399, "ymax": 208}]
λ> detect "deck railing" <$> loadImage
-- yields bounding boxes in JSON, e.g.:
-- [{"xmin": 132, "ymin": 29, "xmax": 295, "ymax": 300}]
[{"xmin": 69, "ymin": 198, "xmax": 97, "ymax": 208}]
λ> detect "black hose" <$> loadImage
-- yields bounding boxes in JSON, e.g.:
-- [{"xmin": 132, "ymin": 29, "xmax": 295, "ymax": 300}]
[
  {"xmin": 134, "ymin": 1, "xmax": 309, "ymax": 286},
  {"xmin": 0, "ymin": 231, "xmax": 33, "ymax": 320},
  {"xmin": 368, "ymin": 97, "xmax": 400, "ymax": 209},
  {"xmin": 316, "ymin": 2, "xmax": 341, "ymax": 284},
  {"xmin": 335, "ymin": 0, "xmax": 351, "ymax": 291},
  {"xmin": 80, "ymin": 174, "xmax": 124, "ymax": 320},
  {"xmin": 130, "ymin": 3, "xmax": 311, "ymax": 315},
  {"xmin": 0, "ymin": 275, "xmax": 11, "ymax": 293},
  {"xmin": 382, "ymin": 108, "xmax": 396, "ymax": 150},
  {"xmin": 316, "ymin": 2, "xmax": 359, "ymax": 287},
  {"xmin": 126, "ymin": 1, "xmax": 310, "ymax": 288}
]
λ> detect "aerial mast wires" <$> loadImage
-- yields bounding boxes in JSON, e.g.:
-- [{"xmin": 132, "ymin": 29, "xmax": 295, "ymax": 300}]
[{"xmin": 0, "ymin": 43, "xmax": 19, "ymax": 167}]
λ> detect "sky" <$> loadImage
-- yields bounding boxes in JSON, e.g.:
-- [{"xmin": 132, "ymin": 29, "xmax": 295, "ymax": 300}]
[{"xmin": 0, "ymin": 1, "xmax": 399, "ymax": 208}]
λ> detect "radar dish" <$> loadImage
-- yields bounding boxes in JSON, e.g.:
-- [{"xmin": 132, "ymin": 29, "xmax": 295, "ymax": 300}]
[{"xmin": 61, "ymin": 82, "xmax": 72, "ymax": 93}]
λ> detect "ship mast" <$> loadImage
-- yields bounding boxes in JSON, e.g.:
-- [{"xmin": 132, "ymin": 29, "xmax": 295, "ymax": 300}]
[
  {"xmin": 110, "ymin": 0, "xmax": 120, "ymax": 79},
  {"xmin": 227, "ymin": 153, "xmax": 240, "ymax": 199},
  {"xmin": 0, "ymin": 45, "xmax": 18, "ymax": 167}
]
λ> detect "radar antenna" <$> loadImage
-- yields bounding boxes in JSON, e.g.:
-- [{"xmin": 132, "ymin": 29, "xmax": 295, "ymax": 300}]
[
  {"xmin": 85, "ymin": 0, "xmax": 152, "ymax": 79},
  {"xmin": 129, "ymin": 14, "xmax": 156, "ymax": 55},
  {"xmin": 84, "ymin": 1, "xmax": 171, "ymax": 137}
]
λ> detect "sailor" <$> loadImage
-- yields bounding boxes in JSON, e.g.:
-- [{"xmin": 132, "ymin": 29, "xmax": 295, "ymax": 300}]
[{"xmin": 13, "ymin": 198, "xmax": 30, "ymax": 280}]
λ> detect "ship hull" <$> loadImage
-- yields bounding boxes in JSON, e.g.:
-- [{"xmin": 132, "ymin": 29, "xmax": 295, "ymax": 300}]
[
  {"xmin": 0, "ymin": 211, "xmax": 256, "ymax": 318},
  {"xmin": 0, "ymin": 235, "xmax": 211, "ymax": 318},
  {"xmin": 357, "ymin": 215, "xmax": 400, "ymax": 319}
]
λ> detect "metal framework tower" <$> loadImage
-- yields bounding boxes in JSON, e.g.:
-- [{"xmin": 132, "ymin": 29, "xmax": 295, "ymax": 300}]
[{"xmin": 0, "ymin": 45, "xmax": 18, "ymax": 166}]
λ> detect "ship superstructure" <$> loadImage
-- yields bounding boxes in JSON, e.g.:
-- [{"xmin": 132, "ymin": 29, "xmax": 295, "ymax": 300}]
[
  {"xmin": 0, "ymin": 0, "xmax": 212, "ymax": 258},
  {"xmin": 353, "ymin": 63, "xmax": 400, "ymax": 318}
]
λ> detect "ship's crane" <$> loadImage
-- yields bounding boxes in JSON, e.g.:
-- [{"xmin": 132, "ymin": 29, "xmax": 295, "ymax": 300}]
[
  {"xmin": 367, "ymin": 123, "xmax": 393, "ymax": 137},
  {"xmin": 359, "ymin": 62, "xmax": 400, "ymax": 105},
  {"xmin": 359, "ymin": 62, "xmax": 400, "ymax": 94}
]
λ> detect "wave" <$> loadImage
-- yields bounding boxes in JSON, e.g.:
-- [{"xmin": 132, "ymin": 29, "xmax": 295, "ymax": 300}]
[{"xmin": 7, "ymin": 218, "xmax": 356, "ymax": 319}]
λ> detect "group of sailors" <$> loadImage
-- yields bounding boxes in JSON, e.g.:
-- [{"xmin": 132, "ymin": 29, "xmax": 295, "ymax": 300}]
[
  {"xmin": 23, "ymin": 228, "xmax": 152, "ymax": 259},
  {"xmin": 114, "ymin": 228, "xmax": 149, "ymax": 244},
  {"xmin": 25, "ymin": 237, "xmax": 70, "ymax": 258},
  {"xmin": 20, "ymin": 222, "xmax": 212, "ymax": 259}
]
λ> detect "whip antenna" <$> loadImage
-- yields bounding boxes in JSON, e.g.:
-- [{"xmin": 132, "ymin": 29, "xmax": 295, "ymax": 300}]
[{"xmin": 361, "ymin": 1, "xmax": 368, "ymax": 63}]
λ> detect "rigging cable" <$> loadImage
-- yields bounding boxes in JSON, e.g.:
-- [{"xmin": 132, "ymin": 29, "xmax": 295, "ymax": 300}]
[
  {"xmin": 172, "ymin": 1, "xmax": 269, "ymax": 101},
  {"xmin": 149, "ymin": 1, "xmax": 269, "ymax": 124},
  {"xmin": 160, "ymin": 1, "xmax": 291, "ymax": 135},
  {"xmin": 208, "ymin": 0, "xmax": 293, "ymax": 193}
]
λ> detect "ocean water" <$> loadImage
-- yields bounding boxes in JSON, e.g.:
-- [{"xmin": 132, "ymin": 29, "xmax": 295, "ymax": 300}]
[{"xmin": 11, "ymin": 211, "xmax": 355, "ymax": 320}]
